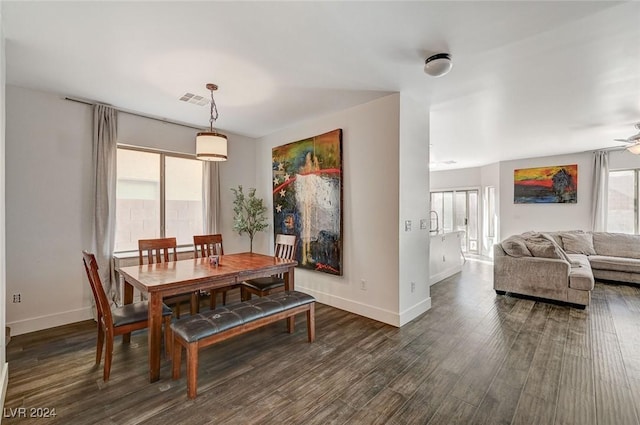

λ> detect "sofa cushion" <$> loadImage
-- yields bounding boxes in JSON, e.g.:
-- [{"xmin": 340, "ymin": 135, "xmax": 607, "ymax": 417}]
[
  {"xmin": 561, "ymin": 232, "xmax": 596, "ymax": 255},
  {"xmin": 569, "ymin": 268, "xmax": 594, "ymax": 291},
  {"xmin": 567, "ymin": 253, "xmax": 590, "ymax": 269},
  {"xmin": 592, "ymin": 232, "xmax": 640, "ymax": 260},
  {"xmin": 588, "ymin": 255, "xmax": 640, "ymax": 274},
  {"xmin": 567, "ymin": 255, "xmax": 594, "ymax": 290},
  {"xmin": 501, "ymin": 236, "xmax": 532, "ymax": 257}
]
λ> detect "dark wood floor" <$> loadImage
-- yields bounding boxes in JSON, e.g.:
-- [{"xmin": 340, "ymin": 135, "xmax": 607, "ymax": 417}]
[{"xmin": 5, "ymin": 260, "xmax": 640, "ymax": 424}]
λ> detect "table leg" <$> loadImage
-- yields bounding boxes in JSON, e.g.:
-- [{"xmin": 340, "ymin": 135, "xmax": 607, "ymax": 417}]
[
  {"xmin": 123, "ymin": 280, "xmax": 134, "ymax": 343},
  {"xmin": 284, "ymin": 266, "xmax": 295, "ymax": 291},
  {"xmin": 285, "ymin": 266, "xmax": 295, "ymax": 332},
  {"xmin": 148, "ymin": 293, "xmax": 163, "ymax": 383}
]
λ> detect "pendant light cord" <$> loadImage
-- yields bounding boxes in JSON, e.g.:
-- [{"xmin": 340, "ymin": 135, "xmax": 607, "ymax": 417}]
[{"xmin": 209, "ymin": 88, "xmax": 219, "ymax": 132}]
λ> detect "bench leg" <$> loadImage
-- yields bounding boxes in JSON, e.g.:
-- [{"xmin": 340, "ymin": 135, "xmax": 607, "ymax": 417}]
[
  {"xmin": 187, "ymin": 343, "xmax": 199, "ymax": 399},
  {"xmin": 287, "ymin": 317, "xmax": 295, "ymax": 334},
  {"xmin": 307, "ymin": 303, "xmax": 315, "ymax": 342},
  {"xmin": 172, "ymin": 338, "xmax": 182, "ymax": 380}
]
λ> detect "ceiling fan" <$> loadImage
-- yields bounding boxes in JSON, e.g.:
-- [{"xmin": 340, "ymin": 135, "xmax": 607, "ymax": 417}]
[{"xmin": 616, "ymin": 123, "xmax": 640, "ymax": 154}]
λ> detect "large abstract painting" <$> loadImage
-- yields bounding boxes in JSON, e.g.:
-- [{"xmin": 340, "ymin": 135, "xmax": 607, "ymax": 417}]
[
  {"xmin": 514, "ymin": 164, "xmax": 578, "ymax": 204},
  {"xmin": 272, "ymin": 129, "xmax": 343, "ymax": 275}
]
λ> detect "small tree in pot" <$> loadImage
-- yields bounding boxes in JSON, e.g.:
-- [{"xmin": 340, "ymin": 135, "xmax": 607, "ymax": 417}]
[{"xmin": 231, "ymin": 185, "xmax": 269, "ymax": 253}]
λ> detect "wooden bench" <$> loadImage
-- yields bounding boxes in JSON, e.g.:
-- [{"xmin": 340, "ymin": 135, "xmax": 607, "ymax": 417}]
[{"xmin": 171, "ymin": 290, "xmax": 316, "ymax": 398}]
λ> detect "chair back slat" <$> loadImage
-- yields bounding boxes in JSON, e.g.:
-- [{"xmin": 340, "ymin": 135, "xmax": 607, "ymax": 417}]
[
  {"xmin": 82, "ymin": 251, "xmax": 114, "ymax": 328},
  {"xmin": 193, "ymin": 234, "xmax": 224, "ymax": 258},
  {"xmin": 274, "ymin": 234, "xmax": 296, "ymax": 260},
  {"xmin": 138, "ymin": 237, "xmax": 177, "ymax": 265}
]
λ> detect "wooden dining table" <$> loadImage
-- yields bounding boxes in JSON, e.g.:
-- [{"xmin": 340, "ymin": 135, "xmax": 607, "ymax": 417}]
[{"xmin": 117, "ymin": 252, "xmax": 297, "ymax": 382}]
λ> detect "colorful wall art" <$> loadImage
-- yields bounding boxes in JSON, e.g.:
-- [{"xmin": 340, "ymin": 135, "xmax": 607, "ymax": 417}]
[
  {"xmin": 272, "ymin": 129, "xmax": 343, "ymax": 275},
  {"xmin": 514, "ymin": 164, "xmax": 578, "ymax": 204}
]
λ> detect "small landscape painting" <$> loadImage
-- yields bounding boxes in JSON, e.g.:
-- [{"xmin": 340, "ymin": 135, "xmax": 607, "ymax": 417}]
[
  {"xmin": 272, "ymin": 129, "xmax": 343, "ymax": 275},
  {"xmin": 514, "ymin": 164, "xmax": 578, "ymax": 204}
]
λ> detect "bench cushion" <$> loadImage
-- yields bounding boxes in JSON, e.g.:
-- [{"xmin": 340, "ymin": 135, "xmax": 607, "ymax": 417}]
[{"xmin": 171, "ymin": 290, "xmax": 315, "ymax": 343}]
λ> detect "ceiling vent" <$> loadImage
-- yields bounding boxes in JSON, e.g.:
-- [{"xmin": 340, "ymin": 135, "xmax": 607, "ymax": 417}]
[{"xmin": 179, "ymin": 93, "xmax": 209, "ymax": 106}]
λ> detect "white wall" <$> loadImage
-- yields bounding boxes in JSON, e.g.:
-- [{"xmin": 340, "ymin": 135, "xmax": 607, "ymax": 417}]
[
  {"xmin": 6, "ymin": 86, "xmax": 94, "ymax": 336},
  {"xmin": 481, "ymin": 162, "xmax": 500, "ymax": 255},
  {"xmin": 0, "ymin": 3, "xmax": 8, "ymax": 408},
  {"xmin": 5, "ymin": 85, "xmax": 257, "ymax": 335},
  {"xmin": 430, "ymin": 166, "xmax": 481, "ymax": 191},
  {"xmin": 255, "ymin": 94, "xmax": 409, "ymax": 326},
  {"xmin": 398, "ymin": 94, "xmax": 431, "ymax": 325},
  {"xmin": 499, "ymin": 151, "xmax": 593, "ymax": 238},
  {"xmin": 609, "ymin": 149, "xmax": 640, "ymax": 170}
]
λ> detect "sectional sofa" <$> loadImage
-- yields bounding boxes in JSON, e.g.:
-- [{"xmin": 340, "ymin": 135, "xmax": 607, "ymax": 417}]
[{"xmin": 494, "ymin": 231, "xmax": 640, "ymax": 307}]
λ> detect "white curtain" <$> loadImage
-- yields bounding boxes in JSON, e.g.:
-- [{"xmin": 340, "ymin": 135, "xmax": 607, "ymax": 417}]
[
  {"xmin": 92, "ymin": 105, "xmax": 119, "ymax": 307},
  {"xmin": 591, "ymin": 150, "xmax": 609, "ymax": 232},
  {"xmin": 202, "ymin": 161, "xmax": 221, "ymax": 234}
]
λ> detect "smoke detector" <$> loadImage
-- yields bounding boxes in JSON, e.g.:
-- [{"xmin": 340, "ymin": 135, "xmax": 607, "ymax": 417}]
[{"xmin": 424, "ymin": 53, "xmax": 453, "ymax": 77}]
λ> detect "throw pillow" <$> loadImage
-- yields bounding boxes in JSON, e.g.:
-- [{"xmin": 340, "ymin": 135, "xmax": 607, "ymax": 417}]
[
  {"xmin": 501, "ymin": 236, "xmax": 532, "ymax": 257},
  {"xmin": 524, "ymin": 236, "xmax": 563, "ymax": 259},
  {"xmin": 561, "ymin": 232, "xmax": 596, "ymax": 255},
  {"xmin": 540, "ymin": 233, "xmax": 573, "ymax": 264}
]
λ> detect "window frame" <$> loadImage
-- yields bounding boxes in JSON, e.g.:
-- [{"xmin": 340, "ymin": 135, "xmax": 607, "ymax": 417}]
[
  {"xmin": 115, "ymin": 144, "xmax": 203, "ymax": 252},
  {"xmin": 607, "ymin": 168, "xmax": 640, "ymax": 234}
]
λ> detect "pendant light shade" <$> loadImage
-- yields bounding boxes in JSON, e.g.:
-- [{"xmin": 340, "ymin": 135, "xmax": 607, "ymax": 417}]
[
  {"xmin": 196, "ymin": 131, "xmax": 227, "ymax": 161},
  {"xmin": 196, "ymin": 83, "xmax": 228, "ymax": 161}
]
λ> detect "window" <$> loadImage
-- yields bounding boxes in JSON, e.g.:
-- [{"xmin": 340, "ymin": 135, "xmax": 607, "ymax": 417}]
[
  {"xmin": 115, "ymin": 147, "xmax": 203, "ymax": 252},
  {"xmin": 607, "ymin": 169, "xmax": 637, "ymax": 234}
]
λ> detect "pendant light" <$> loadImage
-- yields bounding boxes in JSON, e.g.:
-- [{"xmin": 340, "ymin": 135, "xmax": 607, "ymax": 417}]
[{"xmin": 196, "ymin": 83, "xmax": 228, "ymax": 161}]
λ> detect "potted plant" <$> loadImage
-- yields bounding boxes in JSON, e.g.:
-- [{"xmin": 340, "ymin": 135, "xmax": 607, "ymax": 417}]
[{"xmin": 231, "ymin": 185, "xmax": 269, "ymax": 253}]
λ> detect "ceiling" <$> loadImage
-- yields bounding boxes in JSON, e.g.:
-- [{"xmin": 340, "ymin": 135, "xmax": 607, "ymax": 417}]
[{"xmin": 3, "ymin": 1, "xmax": 640, "ymax": 170}]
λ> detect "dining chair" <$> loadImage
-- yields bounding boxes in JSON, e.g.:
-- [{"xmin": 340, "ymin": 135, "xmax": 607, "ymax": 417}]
[
  {"xmin": 82, "ymin": 250, "xmax": 172, "ymax": 382},
  {"xmin": 138, "ymin": 237, "xmax": 199, "ymax": 318},
  {"xmin": 240, "ymin": 234, "xmax": 296, "ymax": 301},
  {"xmin": 193, "ymin": 234, "xmax": 239, "ymax": 309}
]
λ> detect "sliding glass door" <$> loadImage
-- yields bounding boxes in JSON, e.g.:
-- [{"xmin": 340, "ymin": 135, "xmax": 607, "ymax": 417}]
[{"xmin": 431, "ymin": 189, "xmax": 479, "ymax": 254}]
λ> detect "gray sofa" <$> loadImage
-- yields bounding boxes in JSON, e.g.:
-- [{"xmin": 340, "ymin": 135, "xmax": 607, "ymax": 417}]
[{"xmin": 493, "ymin": 231, "xmax": 640, "ymax": 307}]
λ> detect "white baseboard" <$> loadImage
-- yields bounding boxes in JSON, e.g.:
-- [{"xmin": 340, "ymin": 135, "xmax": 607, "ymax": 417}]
[
  {"xmin": 299, "ymin": 286, "xmax": 401, "ymax": 326},
  {"xmin": 7, "ymin": 307, "xmax": 93, "ymax": 336},
  {"xmin": 429, "ymin": 265, "xmax": 462, "ymax": 286},
  {"xmin": 399, "ymin": 297, "xmax": 432, "ymax": 327},
  {"xmin": 298, "ymin": 286, "xmax": 430, "ymax": 328},
  {"xmin": 0, "ymin": 361, "xmax": 8, "ymax": 421}
]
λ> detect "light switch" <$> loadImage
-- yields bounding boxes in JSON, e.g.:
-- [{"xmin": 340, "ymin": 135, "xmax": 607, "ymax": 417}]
[{"xmin": 420, "ymin": 219, "xmax": 428, "ymax": 230}]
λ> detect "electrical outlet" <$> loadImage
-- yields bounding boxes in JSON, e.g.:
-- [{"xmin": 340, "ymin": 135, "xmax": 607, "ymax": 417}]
[
  {"xmin": 360, "ymin": 279, "xmax": 367, "ymax": 291},
  {"xmin": 404, "ymin": 220, "xmax": 412, "ymax": 232},
  {"xmin": 12, "ymin": 294, "xmax": 21, "ymax": 303},
  {"xmin": 420, "ymin": 219, "xmax": 428, "ymax": 230},
  {"xmin": 411, "ymin": 282, "xmax": 415, "ymax": 293}
]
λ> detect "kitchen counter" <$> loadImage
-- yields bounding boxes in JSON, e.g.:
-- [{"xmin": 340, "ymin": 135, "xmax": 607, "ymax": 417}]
[{"xmin": 429, "ymin": 231, "xmax": 465, "ymax": 285}]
